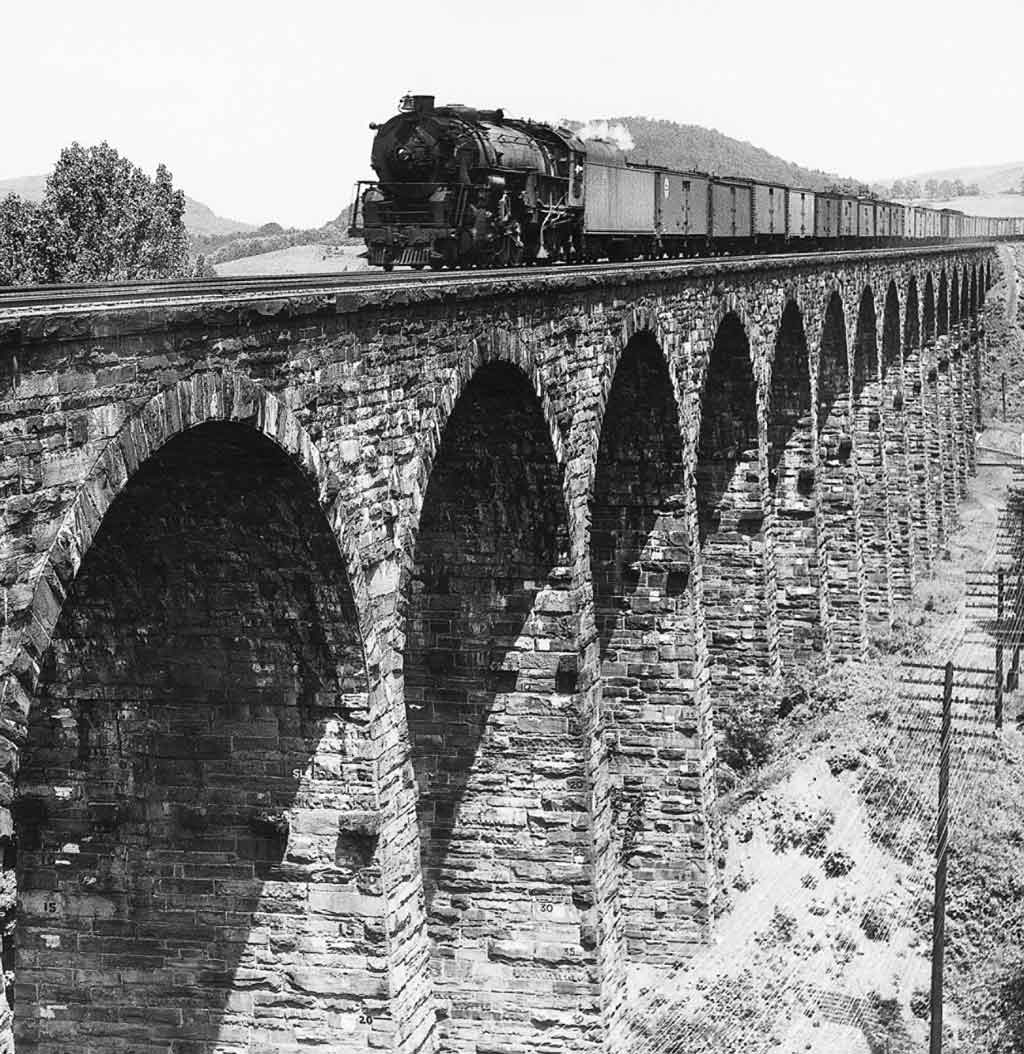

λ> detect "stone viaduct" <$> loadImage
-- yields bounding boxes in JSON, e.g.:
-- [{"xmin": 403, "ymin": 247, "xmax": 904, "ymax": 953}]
[{"xmin": 0, "ymin": 245, "xmax": 995, "ymax": 1053}]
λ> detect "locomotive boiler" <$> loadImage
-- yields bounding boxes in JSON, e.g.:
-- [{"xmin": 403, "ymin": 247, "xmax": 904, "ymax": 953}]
[
  {"xmin": 350, "ymin": 94, "xmax": 622, "ymax": 270},
  {"xmin": 349, "ymin": 94, "xmax": 1023, "ymax": 270}
]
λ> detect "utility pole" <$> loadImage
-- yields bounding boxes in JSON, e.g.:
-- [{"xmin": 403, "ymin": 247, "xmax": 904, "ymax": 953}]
[
  {"xmin": 929, "ymin": 661, "xmax": 953, "ymax": 1054},
  {"xmin": 996, "ymin": 569, "xmax": 1005, "ymax": 731}
]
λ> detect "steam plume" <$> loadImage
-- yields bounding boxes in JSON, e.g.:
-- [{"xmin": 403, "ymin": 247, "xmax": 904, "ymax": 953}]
[{"xmin": 576, "ymin": 119, "xmax": 635, "ymax": 153}]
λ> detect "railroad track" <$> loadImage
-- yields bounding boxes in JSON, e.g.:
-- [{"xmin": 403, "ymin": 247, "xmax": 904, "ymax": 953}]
[{"xmin": 0, "ymin": 242, "xmax": 1000, "ymax": 317}]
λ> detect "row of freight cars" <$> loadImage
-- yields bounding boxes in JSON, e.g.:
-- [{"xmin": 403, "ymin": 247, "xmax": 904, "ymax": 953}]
[{"xmin": 583, "ymin": 159, "xmax": 1024, "ymax": 256}]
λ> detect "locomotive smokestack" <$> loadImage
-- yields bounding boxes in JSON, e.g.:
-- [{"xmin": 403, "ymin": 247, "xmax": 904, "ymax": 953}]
[{"xmin": 412, "ymin": 94, "xmax": 435, "ymax": 114}]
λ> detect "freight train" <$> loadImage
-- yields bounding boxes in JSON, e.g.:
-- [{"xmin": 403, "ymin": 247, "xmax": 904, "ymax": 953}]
[{"xmin": 349, "ymin": 94, "xmax": 1024, "ymax": 271}]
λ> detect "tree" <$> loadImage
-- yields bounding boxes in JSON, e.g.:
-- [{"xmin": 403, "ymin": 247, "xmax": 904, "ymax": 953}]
[
  {"xmin": 0, "ymin": 195, "xmax": 46, "ymax": 284},
  {"xmin": 891, "ymin": 179, "xmax": 908, "ymax": 198},
  {"xmin": 924, "ymin": 179, "xmax": 939, "ymax": 200},
  {"xmin": 938, "ymin": 179, "xmax": 953, "ymax": 200},
  {"xmin": 905, "ymin": 179, "xmax": 921, "ymax": 200},
  {"xmin": 952, "ymin": 178, "xmax": 965, "ymax": 197},
  {"xmin": 0, "ymin": 142, "xmax": 189, "ymax": 285},
  {"xmin": 966, "ymin": 183, "xmax": 981, "ymax": 196}
]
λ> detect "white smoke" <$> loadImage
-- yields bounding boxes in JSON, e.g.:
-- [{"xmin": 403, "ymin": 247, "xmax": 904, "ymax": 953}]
[{"xmin": 576, "ymin": 119, "xmax": 635, "ymax": 153}]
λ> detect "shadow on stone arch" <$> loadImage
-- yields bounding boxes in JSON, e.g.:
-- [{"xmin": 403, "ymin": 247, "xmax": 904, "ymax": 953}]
[
  {"xmin": 590, "ymin": 330, "xmax": 702, "ymax": 962},
  {"xmin": 923, "ymin": 273, "xmax": 936, "ymax": 346},
  {"xmin": 15, "ymin": 422, "xmax": 381, "ymax": 1053},
  {"xmin": 402, "ymin": 361, "xmax": 598, "ymax": 1053},
  {"xmin": 938, "ymin": 270, "xmax": 949, "ymax": 337},
  {"xmin": 768, "ymin": 300, "xmax": 822, "ymax": 665},
  {"xmin": 905, "ymin": 277, "xmax": 920, "ymax": 353},
  {"xmin": 882, "ymin": 281, "xmax": 900, "ymax": 377},
  {"xmin": 696, "ymin": 312, "xmax": 772, "ymax": 697}
]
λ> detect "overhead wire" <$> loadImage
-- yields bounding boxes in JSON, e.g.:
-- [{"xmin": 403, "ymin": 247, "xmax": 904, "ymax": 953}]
[{"xmin": 625, "ymin": 284, "xmax": 1021, "ymax": 1053}]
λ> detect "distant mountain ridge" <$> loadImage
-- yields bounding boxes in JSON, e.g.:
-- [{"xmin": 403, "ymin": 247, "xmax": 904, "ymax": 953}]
[
  {"xmin": 882, "ymin": 162, "xmax": 1024, "ymax": 196},
  {"xmin": 568, "ymin": 116, "xmax": 862, "ymax": 191},
  {"xmin": 0, "ymin": 174, "xmax": 257, "ymax": 237}
]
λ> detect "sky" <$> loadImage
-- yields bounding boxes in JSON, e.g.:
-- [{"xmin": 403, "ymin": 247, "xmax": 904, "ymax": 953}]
[{"xmin": 3, "ymin": 0, "xmax": 1023, "ymax": 228}]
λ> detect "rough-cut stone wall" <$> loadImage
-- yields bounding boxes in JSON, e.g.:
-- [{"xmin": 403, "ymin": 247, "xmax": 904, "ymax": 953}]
[
  {"xmin": 590, "ymin": 335, "xmax": 704, "ymax": 967},
  {"xmin": 0, "ymin": 245, "xmax": 994, "ymax": 1053},
  {"xmin": 16, "ymin": 423, "xmax": 382, "ymax": 1053},
  {"xmin": 403, "ymin": 363, "xmax": 599, "ymax": 1053},
  {"xmin": 768, "ymin": 301, "xmax": 821, "ymax": 667}
]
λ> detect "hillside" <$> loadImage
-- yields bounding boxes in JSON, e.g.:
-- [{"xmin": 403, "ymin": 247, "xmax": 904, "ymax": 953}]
[
  {"xmin": 0, "ymin": 174, "xmax": 256, "ymax": 237},
  {"xmin": 897, "ymin": 194, "xmax": 1024, "ymax": 218},
  {"xmin": 888, "ymin": 162, "xmax": 1024, "ymax": 197},
  {"xmin": 570, "ymin": 116, "xmax": 862, "ymax": 191}
]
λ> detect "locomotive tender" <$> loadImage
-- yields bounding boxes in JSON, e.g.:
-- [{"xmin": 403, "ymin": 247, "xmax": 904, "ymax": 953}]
[{"xmin": 350, "ymin": 94, "xmax": 1023, "ymax": 271}]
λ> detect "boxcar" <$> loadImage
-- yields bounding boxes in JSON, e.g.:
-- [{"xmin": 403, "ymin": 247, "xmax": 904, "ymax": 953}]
[
  {"xmin": 584, "ymin": 162, "xmax": 655, "ymax": 232},
  {"xmin": 654, "ymin": 170, "xmax": 710, "ymax": 238},
  {"xmin": 753, "ymin": 181, "xmax": 788, "ymax": 237},
  {"xmin": 787, "ymin": 188, "xmax": 815, "ymax": 239},
  {"xmin": 891, "ymin": 203, "xmax": 906, "ymax": 240},
  {"xmin": 857, "ymin": 199, "xmax": 876, "ymax": 239},
  {"xmin": 709, "ymin": 177, "xmax": 754, "ymax": 240},
  {"xmin": 815, "ymin": 193, "xmax": 841, "ymax": 240},
  {"xmin": 839, "ymin": 196, "xmax": 857, "ymax": 238}
]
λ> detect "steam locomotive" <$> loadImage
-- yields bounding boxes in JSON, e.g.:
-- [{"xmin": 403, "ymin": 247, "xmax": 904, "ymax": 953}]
[{"xmin": 349, "ymin": 94, "xmax": 1022, "ymax": 271}]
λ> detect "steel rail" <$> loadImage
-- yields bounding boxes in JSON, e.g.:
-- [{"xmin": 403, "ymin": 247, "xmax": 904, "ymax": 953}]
[{"xmin": 0, "ymin": 242, "xmax": 1000, "ymax": 317}]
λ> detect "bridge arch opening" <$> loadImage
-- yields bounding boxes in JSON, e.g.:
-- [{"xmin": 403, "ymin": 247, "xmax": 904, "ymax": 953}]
[
  {"xmin": 696, "ymin": 312, "xmax": 774, "ymax": 709},
  {"xmin": 950, "ymin": 269, "xmax": 961, "ymax": 331},
  {"xmin": 882, "ymin": 281, "xmax": 901, "ymax": 377},
  {"xmin": 767, "ymin": 300, "xmax": 821, "ymax": 665},
  {"xmin": 853, "ymin": 287, "xmax": 890, "ymax": 627},
  {"xmin": 16, "ymin": 421, "xmax": 379, "ymax": 1053},
  {"xmin": 960, "ymin": 266, "xmax": 970, "ymax": 327},
  {"xmin": 905, "ymin": 277, "xmax": 921, "ymax": 352},
  {"xmin": 938, "ymin": 270, "xmax": 949, "ymax": 337},
  {"xmin": 881, "ymin": 281, "xmax": 911, "ymax": 599},
  {"xmin": 590, "ymin": 331, "xmax": 704, "ymax": 962},
  {"xmin": 923, "ymin": 274, "xmax": 936, "ymax": 346},
  {"xmin": 403, "ymin": 362, "xmax": 595, "ymax": 1051},
  {"xmin": 817, "ymin": 291, "xmax": 862, "ymax": 654},
  {"xmin": 971, "ymin": 266, "xmax": 979, "ymax": 318}
]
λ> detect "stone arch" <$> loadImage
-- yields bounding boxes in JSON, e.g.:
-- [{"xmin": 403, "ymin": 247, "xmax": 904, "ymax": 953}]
[
  {"xmin": 400, "ymin": 332, "xmax": 570, "ymax": 587},
  {"xmin": 971, "ymin": 265, "xmax": 979, "ymax": 318},
  {"xmin": 882, "ymin": 280, "xmax": 901, "ymax": 377},
  {"xmin": 817, "ymin": 290, "xmax": 864, "ymax": 655},
  {"xmin": 938, "ymin": 269, "xmax": 949, "ymax": 337},
  {"xmin": 767, "ymin": 298, "xmax": 823, "ymax": 664},
  {"xmin": 401, "ymin": 359, "xmax": 598, "ymax": 1052},
  {"xmin": 9, "ymin": 371, "xmax": 385, "ymax": 1051},
  {"xmin": 696, "ymin": 310, "xmax": 775, "ymax": 708},
  {"xmin": 881, "ymin": 280, "xmax": 911, "ymax": 599},
  {"xmin": 589, "ymin": 329, "xmax": 708, "ymax": 966},
  {"xmin": 852, "ymin": 286, "xmax": 891, "ymax": 628},
  {"xmin": 4, "ymin": 371, "xmax": 371, "ymax": 698},
  {"xmin": 923, "ymin": 273, "xmax": 937, "ymax": 346},
  {"xmin": 950, "ymin": 268, "xmax": 961, "ymax": 330},
  {"xmin": 960, "ymin": 263, "xmax": 970, "ymax": 327},
  {"xmin": 905, "ymin": 276, "xmax": 921, "ymax": 352}
]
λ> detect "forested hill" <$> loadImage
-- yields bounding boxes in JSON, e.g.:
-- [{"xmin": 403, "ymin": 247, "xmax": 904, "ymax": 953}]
[{"xmin": 571, "ymin": 116, "xmax": 863, "ymax": 192}]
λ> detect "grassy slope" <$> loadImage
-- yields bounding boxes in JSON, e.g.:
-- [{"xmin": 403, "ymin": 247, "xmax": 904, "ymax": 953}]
[
  {"xmin": 628, "ymin": 253, "xmax": 1024, "ymax": 1054},
  {"xmin": 213, "ymin": 243, "xmax": 367, "ymax": 277}
]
